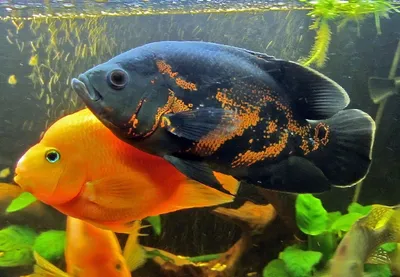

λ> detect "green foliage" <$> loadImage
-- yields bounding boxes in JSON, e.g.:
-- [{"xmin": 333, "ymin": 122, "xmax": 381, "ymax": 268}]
[
  {"xmin": 295, "ymin": 194, "xmax": 328, "ymax": 235},
  {"xmin": 279, "ymin": 246, "xmax": 323, "ymax": 277},
  {"xmin": 144, "ymin": 216, "xmax": 162, "ymax": 236},
  {"xmin": 263, "ymin": 259, "xmax": 291, "ymax": 277},
  {"xmin": 329, "ymin": 212, "xmax": 364, "ymax": 234},
  {"xmin": 0, "ymin": 225, "xmax": 37, "ymax": 267},
  {"xmin": 264, "ymin": 194, "xmax": 392, "ymax": 276},
  {"xmin": 33, "ymin": 230, "xmax": 66, "ymax": 262},
  {"xmin": 380, "ymin": 242, "xmax": 397, "ymax": 252},
  {"xmin": 6, "ymin": 192, "xmax": 37, "ymax": 213},
  {"xmin": 364, "ymin": 264, "xmax": 392, "ymax": 277},
  {"xmin": 188, "ymin": 253, "xmax": 222, "ymax": 263},
  {"xmin": 300, "ymin": 0, "xmax": 400, "ymax": 67},
  {"xmin": 348, "ymin": 202, "xmax": 372, "ymax": 215}
]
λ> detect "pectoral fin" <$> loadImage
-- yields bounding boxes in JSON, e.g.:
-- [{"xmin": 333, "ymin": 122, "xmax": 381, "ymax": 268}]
[
  {"xmin": 161, "ymin": 108, "xmax": 240, "ymax": 141},
  {"xmin": 82, "ymin": 174, "xmax": 157, "ymax": 209}
]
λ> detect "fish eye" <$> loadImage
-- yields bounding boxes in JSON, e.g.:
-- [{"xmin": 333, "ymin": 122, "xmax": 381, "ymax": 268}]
[
  {"xmin": 45, "ymin": 149, "xmax": 60, "ymax": 163},
  {"xmin": 107, "ymin": 69, "xmax": 129, "ymax": 90},
  {"xmin": 115, "ymin": 261, "xmax": 122, "ymax": 271}
]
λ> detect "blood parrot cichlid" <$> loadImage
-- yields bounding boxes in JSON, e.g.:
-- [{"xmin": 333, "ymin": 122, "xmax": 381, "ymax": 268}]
[
  {"xmin": 71, "ymin": 41, "xmax": 376, "ymax": 194},
  {"xmin": 14, "ymin": 108, "xmax": 238, "ymax": 233},
  {"xmin": 31, "ymin": 218, "xmax": 146, "ymax": 277}
]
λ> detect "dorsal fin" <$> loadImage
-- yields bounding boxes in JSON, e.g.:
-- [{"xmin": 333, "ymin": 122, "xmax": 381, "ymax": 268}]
[{"xmin": 240, "ymin": 48, "xmax": 350, "ymax": 120}]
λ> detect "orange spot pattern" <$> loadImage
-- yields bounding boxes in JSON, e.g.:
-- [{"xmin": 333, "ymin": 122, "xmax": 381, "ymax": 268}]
[
  {"xmin": 231, "ymin": 132, "xmax": 289, "ymax": 167},
  {"xmin": 312, "ymin": 123, "xmax": 330, "ymax": 150},
  {"xmin": 266, "ymin": 121, "xmax": 277, "ymax": 134},
  {"xmin": 205, "ymin": 82, "xmax": 329, "ymax": 168},
  {"xmin": 156, "ymin": 60, "xmax": 198, "ymax": 91},
  {"xmin": 193, "ymin": 88, "xmax": 261, "ymax": 156}
]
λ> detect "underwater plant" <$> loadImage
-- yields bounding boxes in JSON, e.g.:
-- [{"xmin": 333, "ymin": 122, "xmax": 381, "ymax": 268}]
[
  {"xmin": 300, "ymin": 0, "xmax": 400, "ymax": 68},
  {"xmin": 262, "ymin": 194, "xmax": 395, "ymax": 277}
]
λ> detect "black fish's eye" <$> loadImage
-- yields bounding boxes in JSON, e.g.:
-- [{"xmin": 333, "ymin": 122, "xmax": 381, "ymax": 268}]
[
  {"xmin": 107, "ymin": 69, "xmax": 129, "ymax": 90},
  {"xmin": 45, "ymin": 150, "xmax": 60, "ymax": 163}
]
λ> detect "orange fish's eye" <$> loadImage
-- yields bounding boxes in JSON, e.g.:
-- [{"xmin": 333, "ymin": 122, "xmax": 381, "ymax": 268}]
[{"xmin": 45, "ymin": 149, "xmax": 61, "ymax": 163}]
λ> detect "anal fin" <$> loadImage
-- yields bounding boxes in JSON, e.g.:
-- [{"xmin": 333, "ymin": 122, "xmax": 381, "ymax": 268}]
[
  {"xmin": 32, "ymin": 251, "xmax": 69, "ymax": 277},
  {"xmin": 252, "ymin": 156, "xmax": 331, "ymax": 193}
]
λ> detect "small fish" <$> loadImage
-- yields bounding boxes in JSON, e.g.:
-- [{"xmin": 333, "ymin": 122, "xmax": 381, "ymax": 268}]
[
  {"xmin": 31, "ymin": 217, "xmax": 146, "ymax": 277},
  {"xmin": 8, "ymin": 75, "xmax": 17, "ymax": 85},
  {"xmin": 72, "ymin": 41, "xmax": 376, "ymax": 194},
  {"xmin": 368, "ymin": 76, "xmax": 400, "ymax": 104},
  {"xmin": 14, "ymin": 108, "xmax": 238, "ymax": 233},
  {"xmin": 328, "ymin": 204, "xmax": 400, "ymax": 277}
]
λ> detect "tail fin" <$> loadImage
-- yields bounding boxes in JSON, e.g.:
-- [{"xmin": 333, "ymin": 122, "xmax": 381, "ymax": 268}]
[
  {"xmin": 368, "ymin": 77, "xmax": 400, "ymax": 104},
  {"xmin": 307, "ymin": 109, "xmax": 376, "ymax": 187}
]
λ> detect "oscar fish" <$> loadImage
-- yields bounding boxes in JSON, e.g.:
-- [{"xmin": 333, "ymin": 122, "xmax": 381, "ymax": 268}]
[{"xmin": 71, "ymin": 41, "xmax": 376, "ymax": 194}]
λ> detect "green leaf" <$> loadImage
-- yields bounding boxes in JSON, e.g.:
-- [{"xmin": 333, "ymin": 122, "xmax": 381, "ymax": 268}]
[
  {"xmin": 296, "ymin": 194, "xmax": 329, "ymax": 235},
  {"xmin": 33, "ymin": 230, "xmax": 66, "ymax": 262},
  {"xmin": 0, "ymin": 225, "xmax": 37, "ymax": 267},
  {"xmin": 188, "ymin": 253, "xmax": 222, "ymax": 263},
  {"xmin": 327, "ymin": 211, "xmax": 342, "ymax": 228},
  {"xmin": 279, "ymin": 246, "xmax": 323, "ymax": 277},
  {"xmin": 263, "ymin": 259, "xmax": 291, "ymax": 277},
  {"xmin": 6, "ymin": 192, "xmax": 37, "ymax": 213},
  {"xmin": 364, "ymin": 264, "xmax": 392, "ymax": 277},
  {"xmin": 144, "ymin": 216, "xmax": 161, "ymax": 236},
  {"xmin": 348, "ymin": 203, "xmax": 372, "ymax": 216},
  {"xmin": 380, "ymin": 242, "xmax": 397, "ymax": 252},
  {"xmin": 330, "ymin": 212, "xmax": 364, "ymax": 233},
  {"xmin": 308, "ymin": 232, "xmax": 337, "ymax": 262}
]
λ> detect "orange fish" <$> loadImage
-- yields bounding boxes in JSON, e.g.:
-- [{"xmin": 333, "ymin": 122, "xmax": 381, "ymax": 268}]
[
  {"xmin": 14, "ymin": 108, "xmax": 238, "ymax": 233},
  {"xmin": 31, "ymin": 217, "xmax": 146, "ymax": 277}
]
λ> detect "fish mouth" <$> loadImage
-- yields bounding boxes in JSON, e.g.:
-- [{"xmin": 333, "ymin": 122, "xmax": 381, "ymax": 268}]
[{"xmin": 71, "ymin": 75, "xmax": 101, "ymax": 102}]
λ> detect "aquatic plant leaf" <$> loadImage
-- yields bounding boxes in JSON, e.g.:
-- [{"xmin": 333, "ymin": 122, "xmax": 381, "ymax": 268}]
[
  {"xmin": 296, "ymin": 194, "xmax": 329, "ymax": 235},
  {"xmin": 348, "ymin": 202, "xmax": 372, "ymax": 216},
  {"xmin": 6, "ymin": 192, "xmax": 37, "ymax": 213},
  {"xmin": 364, "ymin": 264, "xmax": 391, "ymax": 277},
  {"xmin": 300, "ymin": 19, "xmax": 332, "ymax": 68},
  {"xmin": 308, "ymin": 232, "xmax": 337, "ymax": 263},
  {"xmin": 262, "ymin": 259, "xmax": 291, "ymax": 277},
  {"xmin": 279, "ymin": 246, "xmax": 322, "ymax": 277},
  {"xmin": 329, "ymin": 212, "xmax": 364, "ymax": 233},
  {"xmin": 188, "ymin": 253, "xmax": 222, "ymax": 263},
  {"xmin": 327, "ymin": 211, "xmax": 342, "ymax": 228},
  {"xmin": 380, "ymin": 242, "xmax": 397, "ymax": 252},
  {"xmin": 0, "ymin": 225, "xmax": 37, "ymax": 267},
  {"xmin": 33, "ymin": 230, "xmax": 66, "ymax": 262},
  {"xmin": 144, "ymin": 216, "xmax": 161, "ymax": 236},
  {"xmin": 145, "ymin": 249, "xmax": 174, "ymax": 263}
]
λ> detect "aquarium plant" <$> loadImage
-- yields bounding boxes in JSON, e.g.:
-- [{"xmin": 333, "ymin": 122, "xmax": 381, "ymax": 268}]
[
  {"xmin": 300, "ymin": 0, "xmax": 400, "ymax": 68},
  {"xmin": 263, "ymin": 194, "xmax": 393, "ymax": 276}
]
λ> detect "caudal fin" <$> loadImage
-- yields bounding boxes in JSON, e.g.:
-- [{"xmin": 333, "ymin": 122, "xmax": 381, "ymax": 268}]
[
  {"xmin": 368, "ymin": 77, "xmax": 400, "ymax": 104},
  {"xmin": 308, "ymin": 109, "xmax": 376, "ymax": 187}
]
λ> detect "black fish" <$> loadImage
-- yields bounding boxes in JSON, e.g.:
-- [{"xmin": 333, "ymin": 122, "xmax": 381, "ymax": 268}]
[{"xmin": 71, "ymin": 41, "xmax": 376, "ymax": 194}]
